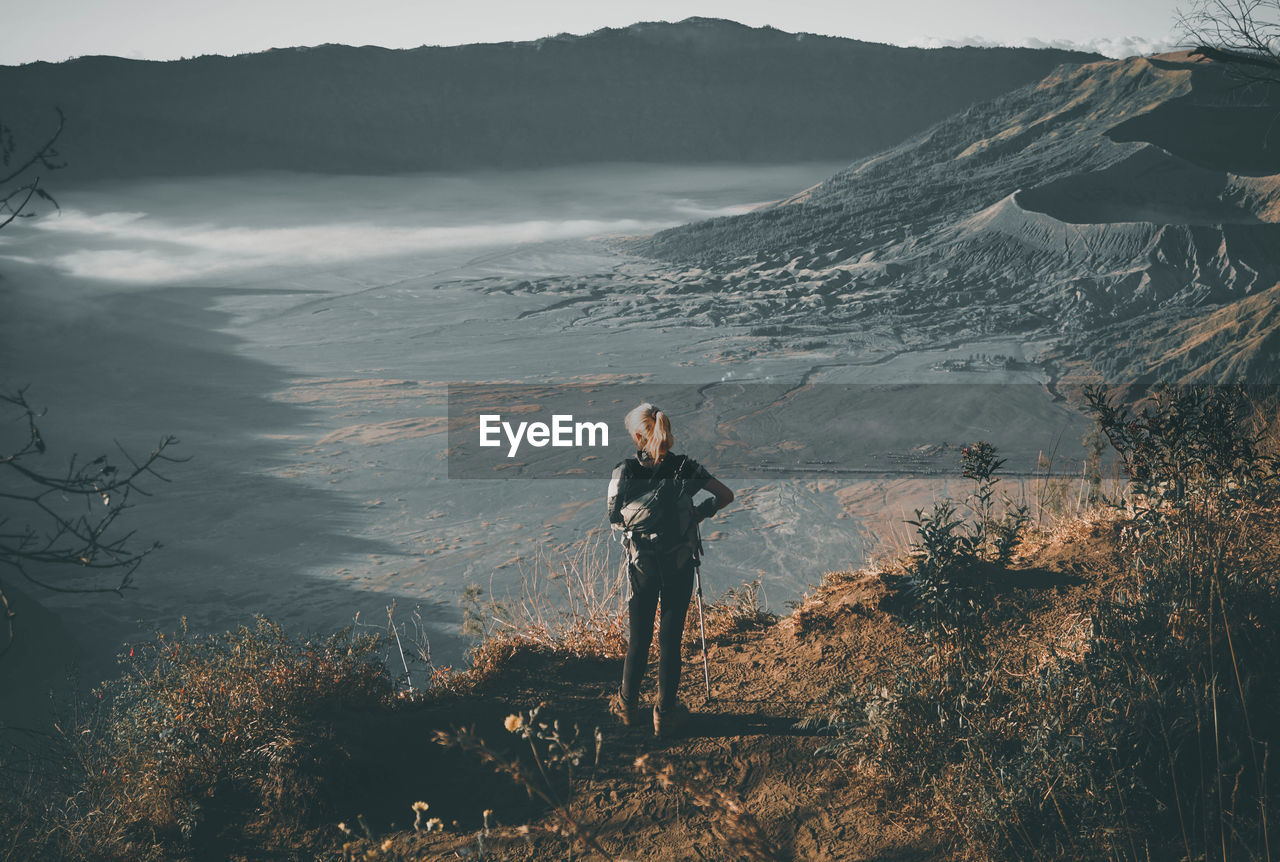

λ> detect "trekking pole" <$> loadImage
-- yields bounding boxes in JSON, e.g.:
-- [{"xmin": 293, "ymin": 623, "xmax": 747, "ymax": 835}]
[{"xmin": 694, "ymin": 560, "xmax": 711, "ymax": 702}]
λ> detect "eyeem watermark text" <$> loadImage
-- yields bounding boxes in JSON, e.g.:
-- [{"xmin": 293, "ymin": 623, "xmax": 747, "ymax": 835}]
[{"xmin": 479, "ymin": 414, "xmax": 609, "ymax": 457}]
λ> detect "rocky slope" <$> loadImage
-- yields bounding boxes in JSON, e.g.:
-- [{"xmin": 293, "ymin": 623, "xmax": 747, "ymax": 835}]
[
  {"xmin": 0, "ymin": 19, "xmax": 1097, "ymax": 181},
  {"xmin": 613, "ymin": 52, "xmax": 1280, "ymax": 382}
]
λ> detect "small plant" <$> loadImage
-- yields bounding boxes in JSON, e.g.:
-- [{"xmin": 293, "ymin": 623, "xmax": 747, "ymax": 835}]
[
  {"xmin": 436, "ymin": 707, "xmax": 613, "ymax": 861},
  {"xmin": 960, "ymin": 440, "xmax": 1005, "ymax": 540},
  {"xmin": 1081, "ymin": 421, "xmax": 1107, "ymax": 506},
  {"xmin": 990, "ymin": 504, "xmax": 1032, "ymax": 563},
  {"xmin": 460, "ymin": 582, "xmax": 495, "ymax": 639},
  {"xmin": 353, "ymin": 600, "xmax": 438, "ymax": 693},
  {"xmin": 905, "ymin": 442, "xmax": 1030, "ymax": 648},
  {"xmin": 959, "ymin": 440, "xmax": 1031, "ymax": 563},
  {"xmin": 502, "ymin": 705, "xmax": 601, "ymax": 805},
  {"xmin": 905, "ymin": 499, "xmax": 974, "ymax": 638},
  {"xmin": 719, "ymin": 578, "xmax": 767, "ymax": 620}
]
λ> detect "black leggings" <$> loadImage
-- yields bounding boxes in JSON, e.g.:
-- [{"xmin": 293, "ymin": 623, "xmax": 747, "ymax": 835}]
[{"xmin": 620, "ymin": 555, "xmax": 695, "ymax": 710}]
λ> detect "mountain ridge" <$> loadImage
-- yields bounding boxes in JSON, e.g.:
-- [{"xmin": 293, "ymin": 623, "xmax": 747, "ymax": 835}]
[
  {"xmin": 0, "ymin": 19, "xmax": 1099, "ymax": 181},
  {"xmin": 17, "ymin": 18, "xmax": 1047, "ymax": 66}
]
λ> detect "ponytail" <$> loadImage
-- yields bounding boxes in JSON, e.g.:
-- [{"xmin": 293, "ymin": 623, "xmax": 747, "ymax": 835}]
[
  {"xmin": 647, "ymin": 410, "xmax": 673, "ymax": 464},
  {"xmin": 624, "ymin": 402, "xmax": 674, "ymax": 465}
]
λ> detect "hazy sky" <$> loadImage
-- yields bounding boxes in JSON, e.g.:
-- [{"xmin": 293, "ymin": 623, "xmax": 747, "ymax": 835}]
[{"xmin": 6, "ymin": 0, "xmax": 1189, "ymax": 66}]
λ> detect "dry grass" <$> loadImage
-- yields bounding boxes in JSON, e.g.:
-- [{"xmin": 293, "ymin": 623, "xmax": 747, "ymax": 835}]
[
  {"xmin": 2, "ymin": 619, "xmax": 396, "ymax": 861},
  {"xmin": 494, "ymin": 530, "xmax": 630, "ymax": 654},
  {"xmin": 684, "ymin": 577, "xmax": 779, "ymax": 647},
  {"xmin": 811, "ymin": 388, "xmax": 1280, "ymax": 861},
  {"xmin": 857, "ymin": 506, "xmax": 920, "ymax": 574},
  {"xmin": 1021, "ymin": 447, "xmax": 1127, "ymax": 528},
  {"xmin": 459, "ymin": 528, "xmax": 630, "ymax": 687},
  {"xmin": 454, "ymin": 527, "xmax": 780, "ymax": 691}
]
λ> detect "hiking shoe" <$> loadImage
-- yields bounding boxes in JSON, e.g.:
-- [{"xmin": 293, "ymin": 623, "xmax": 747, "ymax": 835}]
[
  {"xmin": 653, "ymin": 701, "xmax": 690, "ymax": 738},
  {"xmin": 608, "ymin": 691, "xmax": 639, "ymax": 727}
]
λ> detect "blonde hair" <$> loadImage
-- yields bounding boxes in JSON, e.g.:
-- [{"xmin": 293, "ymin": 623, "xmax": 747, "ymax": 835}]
[{"xmin": 624, "ymin": 402, "xmax": 673, "ymax": 465}]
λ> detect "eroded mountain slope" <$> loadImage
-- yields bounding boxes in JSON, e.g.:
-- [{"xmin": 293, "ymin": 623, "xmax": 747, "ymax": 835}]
[{"xmin": 496, "ymin": 52, "xmax": 1280, "ymax": 382}]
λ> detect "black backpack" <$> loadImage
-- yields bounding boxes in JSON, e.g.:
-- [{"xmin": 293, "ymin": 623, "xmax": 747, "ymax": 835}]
[{"xmin": 617, "ymin": 456, "xmax": 699, "ymax": 553}]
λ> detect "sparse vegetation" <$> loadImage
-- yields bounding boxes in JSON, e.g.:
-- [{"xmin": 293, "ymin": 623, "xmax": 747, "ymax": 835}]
[
  {"xmin": 433, "ymin": 707, "xmax": 613, "ymax": 860},
  {"xmin": 807, "ymin": 385, "xmax": 1280, "ymax": 860},
  {"xmin": 686, "ymin": 577, "xmax": 779, "ymax": 646},
  {"xmin": 904, "ymin": 441, "xmax": 1030, "ymax": 652},
  {"xmin": 457, "ymin": 532, "xmax": 629, "ymax": 688},
  {"xmin": 2, "ymin": 619, "xmax": 394, "ymax": 859},
  {"xmin": 7, "ymin": 388, "xmax": 1280, "ymax": 860}
]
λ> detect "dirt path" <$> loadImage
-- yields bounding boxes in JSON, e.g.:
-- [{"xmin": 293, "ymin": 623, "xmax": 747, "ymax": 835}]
[{"xmin": 373, "ymin": 570, "xmax": 936, "ymax": 862}]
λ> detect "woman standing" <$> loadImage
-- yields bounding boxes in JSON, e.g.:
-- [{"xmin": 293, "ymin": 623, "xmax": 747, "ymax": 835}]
[{"xmin": 606, "ymin": 403, "xmax": 733, "ymax": 737}]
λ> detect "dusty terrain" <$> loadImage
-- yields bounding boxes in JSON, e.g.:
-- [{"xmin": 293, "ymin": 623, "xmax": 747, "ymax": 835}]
[{"xmin": 302, "ymin": 515, "xmax": 1128, "ymax": 862}]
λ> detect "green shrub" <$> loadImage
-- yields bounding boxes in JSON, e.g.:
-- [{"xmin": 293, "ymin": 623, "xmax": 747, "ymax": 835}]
[
  {"xmin": 1083, "ymin": 384, "xmax": 1279, "ymax": 514},
  {"xmin": 905, "ymin": 442, "xmax": 1029, "ymax": 658}
]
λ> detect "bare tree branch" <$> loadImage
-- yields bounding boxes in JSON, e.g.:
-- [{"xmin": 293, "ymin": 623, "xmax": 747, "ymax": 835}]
[
  {"xmin": 1177, "ymin": 0, "xmax": 1280, "ymax": 84},
  {"xmin": 0, "ymin": 180, "xmax": 41, "ymax": 232},
  {"xmin": 0, "ymin": 387, "xmax": 184, "ymax": 658},
  {"xmin": 0, "ymin": 108, "xmax": 64, "ymax": 227},
  {"xmin": 0, "ymin": 584, "xmax": 13, "ymax": 661},
  {"xmin": 0, "ymin": 108, "xmax": 65, "ymax": 187}
]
